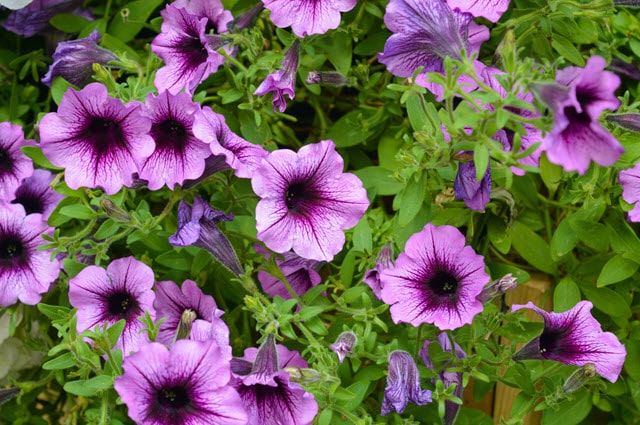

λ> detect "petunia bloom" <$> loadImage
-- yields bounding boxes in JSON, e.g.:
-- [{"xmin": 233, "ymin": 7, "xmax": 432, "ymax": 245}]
[
  {"xmin": 68, "ymin": 256, "xmax": 156, "ymax": 355},
  {"xmin": 115, "ymin": 339, "xmax": 247, "ymax": 425},
  {"xmin": 0, "ymin": 122, "xmax": 34, "ymax": 200},
  {"xmin": 382, "ymin": 350, "xmax": 432, "ymax": 416},
  {"xmin": 0, "ymin": 202, "xmax": 59, "ymax": 307},
  {"xmin": 254, "ymin": 40, "xmax": 300, "ymax": 113},
  {"xmin": 261, "ymin": 0, "xmax": 356, "ymax": 37},
  {"xmin": 233, "ymin": 334, "xmax": 318, "ymax": 425},
  {"xmin": 256, "ymin": 245, "xmax": 323, "ymax": 299},
  {"xmin": 11, "ymin": 169, "xmax": 63, "ymax": 220},
  {"xmin": 446, "ymin": 0, "xmax": 511, "ymax": 23},
  {"xmin": 2, "ymin": 0, "xmax": 83, "ymax": 37},
  {"xmin": 454, "ymin": 157, "xmax": 491, "ymax": 211},
  {"xmin": 363, "ymin": 243, "xmax": 395, "ymax": 300},
  {"xmin": 41, "ymin": 30, "xmax": 118, "ymax": 88},
  {"xmin": 38, "ymin": 83, "xmax": 154, "ymax": 195},
  {"xmin": 619, "ymin": 163, "xmax": 640, "ymax": 222},
  {"xmin": 532, "ymin": 55, "xmax": 622, "ymax": 174},
  {"xmin": 380, "ymin": 223, "xmax": 490, "ymax": 330},
  {"xmin": 512, "ymin": 301, "xmax": 626, "ymax": 383},
  {"xmin": 252, "ymin": 139, "xmax": 369, "ymax": 262}
]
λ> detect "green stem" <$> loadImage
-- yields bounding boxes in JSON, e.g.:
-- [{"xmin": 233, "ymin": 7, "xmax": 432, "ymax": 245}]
[
  {"xmin": 220, "ymin": 50, "xmax": 248, "ymax": 73},
  {"xmin": 99, "ymin": 390, "xmax": 111, "ymax": 425}
]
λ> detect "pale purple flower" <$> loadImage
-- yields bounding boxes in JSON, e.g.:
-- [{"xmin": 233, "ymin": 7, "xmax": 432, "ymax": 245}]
[
  {"xmin": 447, "ymin": 0, "xmax": 510, "ymax": 22},
  {"xmin": 454, "ymin": 157, "xmax": 491, "ymax": 211},
  {"xmin": 533, "ymin": 55, "xmax": 622, "ymax": 174},
  {"xmin": 363, "ymin": 243, "xmax": 394, "ymax": 300},
  {"xmin": 11, "ymin": 169, "xmax": 63, "ymax": 220},
  {"xmin": 41, "ymin": 30, "xmax": 118, "ymax": 87},
  {"xmin": 173, "ymin": 0, "xmax": 233, "ymax": 33},
  {"xmin": 330, "ymin": 331, "xmax": 357, "ymax": 363},
  {"xmin": 512, "ymin": 301, "xmax": 626, "ymax": 383},
  {"xmin": 38, "ymin": 83, "xmax": 154, "ymax": 195},
  {"xmin": 192, "ymin": 106, "xmax": 268, "ymax": 178},
  {"xmin": 382, "ymin": 350, "xmax": 432, "ymax": 416},
  {"xmin": 233, "ymin": 334, "xmax": 318, "ymax": 425},
  {"xmin": 0, "ymin": 122, "xmax": 34, "ymax": 200},
  {"xmin": 252, "ymin": 139, "xmax": 369, "ymax": 262},
  {"xmin": 254, "ymin": 40, "xmax": 300, "ymax": 113},
  {"xmin": 2, "ymin": 0, "xmax": 83, "ymax": 37},
  {"xmin": 256, "ymin": 245, "xmax": 322, "ymax": 299},
  {"xmin": 151, "ymin": 4, "xmax": 230, "ymax": 94},
  {"xmin": 261, "ymin": 0, "xmax": 356, "ymax": 37},
  {"xmin": 68, "ymin": 256, "xmax": 156, "ymax": 355},
  {"xmin": 169, "ymin": 196, "xmax": 243, "ymax": 275},
  {"xmin": 114, "ymin": 339, "xmax": 247, "ymax": 425},
  {"xmin": 380, "ymin": 223, "xmax": 489, "ymax": 330},
  {"xmin": 619, "ymin": 163, "xmax": 640, "ymax": 222},
  {"xmin": 0, "ymin": 202, "xmax": 59, "ymax": 306}
]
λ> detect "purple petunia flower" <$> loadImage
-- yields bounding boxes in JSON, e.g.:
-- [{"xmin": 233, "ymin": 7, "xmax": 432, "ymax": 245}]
[
  {"xmin": 330, "ymin": 331, "xmax": 357, "ymax": 363},
  {"xmin": 256, "ymin": 245, "xmax": 323, "ymax": 299},
  {"xmin": 533, "ymin": 56, "xmax": 622, "ymax": 174},
  {"xmin": 512, "ymin": 301, "xmax": 626, "ymax": 383},
  {"xmin": 261, "ymin": 0, "xmax": 356, "ymax": 37},
  {"xmin": 0, "ymin": 122, "xmax": 34, "ymax": 200},
  {"xmin": 192, "ymin": 106, "xmax": 268, "ymax": 178},
  {"xmin": 363, "ymin": 243, "xmax": 395, "ymax": 300},
  {"xmin": 151, "ymin": 4, "xmax": 230, "ymax": 95},
  {"xmin": 173, "ymin": 0, "xmax": 233, "ymax": 33},
  {"xmin": 446, "ymin": 0, "xmax": 511, "ymax": 22},
  {"xmin": 252, "ymin": 139, "xmax": 369, "ymax": 262},
  {"xmin": 382, "ymin": 350, "xmax": 432, "ymax": 416},
  {"xmin": 39, "ymin": 83, "xmax": 154, "ymax": 195},
  {"xmin": 380, "ymin": 223, "xmax": 489, "ymax": 330},
  {"xmin": 0, "ymin": 203, "xmax": 59, "ymax": 307},
  {"xmin": 41, "ymin": 30, "xmax": 118, "ymax": 88},
  {"xmin": 154, "ymin": 279, "xmax": 218, "ymax": 345},
  {"xmin": 454, "ymin": 157, "xmax": 491, "ymax": 211},
  {"xmin": 169, "ymin": 196, "xmax": 243, "ymax": 275},
  {"xmin": 420, "ymin": 333, "xmax": 466, "ymax": 425},
  {"xmin": 68, "ymin": 256, "xmax": 156, "ymax": 356},
  {"xmin": 11, "ymin": 169, "xmax": 63, "ymax": 220},
  {"xmin": 254, "ymin": 40, "xmax": 301, "ymax": 113},
  {"xmin": 2, "ymin": 0, "xmax": 83, "ymax": 37},
  {"xmin": 115, "ymin": 339, "xmax": 247, "ymax": 425},
  {"xmin": 137, "ymin": 91, "xmax": 210, "ymax": 190},
  {"xmin": 232, "ymin": 334, "xmax": 318, "ymax": 425},
  {"xmin": 619, "ymin": 163, "xmax": 640, "ymax": 222}
]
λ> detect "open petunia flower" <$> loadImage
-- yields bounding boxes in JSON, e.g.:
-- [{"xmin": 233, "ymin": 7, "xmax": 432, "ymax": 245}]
[
  {"xmin": 0, "ymin": 122, "xmax": 34, "ymax": 200},
  {"xmin": 254, "ymin": 40, "xmax": 301, "ymax": 113},
  {"xmin": 256, "ymin": 245, "xmax": 323, "ymax": 300},
  {"xmin": 261, "ymin": 0, "xmax": 356, "ymax": 37},
  {"xmin": 115, "ymin": 339, "xmax": 247, "ymax": 425},
  {"xmin": 0, "ymin": 202, "xmax": 59, "ymax": 307},
  {"xmin": 252, "ymin": 139, "xmax": 369, "ymax": 262},
  {"xmin": 39, "ymin": 83, "xmax": 154, "ymax": 195},
  {"xmin": 68, "ymin": 256, "xmax": 156, "ymax": 356},
  {"xmin": 512, "ymin": 301, "xmax": 626, "ymax": 383},
  {"xmin": 447, "ymin": 0, "xmax": 511, "ymax": 23},
  {"xmin": 173, "ymin": 0, "xmax": 233, "ymax": 34},
  {"xmin": 11, "ymin": 169, "xmax": 63, "ymax": 220},
  {"xmin": 382, "ymin": 350, "xmax": 432, "ymax": 416},
  {"xmin": 2, "ymin": 0, "xmax": 84, "ymax": 37},
  {"xmin": 380, "ymin": 223, "xmax": 489, "ymax": 330}
]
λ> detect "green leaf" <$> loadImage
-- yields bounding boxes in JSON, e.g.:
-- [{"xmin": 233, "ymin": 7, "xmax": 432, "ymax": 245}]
[
  {"xmin": 63, "ymin": 376, "xmax": 114, "ymax": 397},
  {"xmin": 327, "ymin": 110, "xmax": 375, "ymax": 148},
  {"xmin": 42, "ymin": 352, "xmax": 76, "ymax": 370},
  {"xmin": 541, "ymin": 390, "xmax": 591, "ymax": 425},
  {"xmin": 553, "ymin": 277, "xmax": 581, "ymax": 312},
  {"xmin": 581, "ymin": 285, "xmax": 631, "ymax": 318},
  {"xmin": 303, "ymin": 316, "xmax": 328, "ymax": 335},
  {"xmin": 550, "ymin": 217, "xmax": 579, "ymax": 257},
  {"xmin": 340, "ymin": 249, "xmax": 357, "ymax": 288},
  {"xmin": 353, "ymin": 166, "xmax": 403, "ymax": 196},
  {"xmin": 106, "ymin": 320, "xmax": 126, "ymax": 349},
  {"xmin": 352, "ymin": 217, "xmax": 372, "ymax": 254},
  {"xmin": 396, "ymin": 174, "xmax": 425, "ymax": 227},
  {"xmin": 37, "ymin": 304, "xmax": 71, "ymax": 321},
  {"xmin": 108, "ymin": 0, "xmax": 164, "ymax": 43},
  {"xmin": 624, "ymin": 339, "xmax": 640, "ymax": 381},
  {"xmin": 317, "ymin": 32, "xmax": 352, "ymax": 75},
  {"xmin": 509, "ymin": 221, "xmax": 557, "ymax": 274},
  {"xmin": 155, "ymin": 250, "xmax": 192, "ymax": 271},
  {"xmin": 487, "ymin": 217, "xmax": 511, "ymax": 254},
  {"xmin": 405, "ymin": 91, "xmax": 433, "ymax": 132},
  {"xmin": 59, "ymin": 204, "xmax": 96, "ymax": 220},
  {"xmin": 551, "ymin": 34, "xmax": 585, "ymax": 66},
  {"xmin": 597, "ymin": 254, "xmax": 639, "ymax": 287},
  {"xmin": 21, "ymin": 146, "xmax": 59, "ymax": 170},
  {"xmin": 343, "ymin": 381, "xmax": 371, "ymax": 411},
  {"xmin": 473, "ymin": 144, "xmax": 490, "ymax": 182},
  {"xmin": 94, "ymin": 219, "xmax": 120, "ymax": 240},
  {"xmin": 298, "ymin": 306, "xmax": 325, "ymax": 321},
  {"xmin": 50, "ymin": 14, "xmax": 91, "ymax": 33},
  {"xmin": 317, "ymin": 409, "xmax": 333, "ymax": 425}
]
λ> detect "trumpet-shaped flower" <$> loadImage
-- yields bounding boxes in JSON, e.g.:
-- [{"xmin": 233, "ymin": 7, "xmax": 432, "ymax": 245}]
[
  {"xmin": 382, "ymin": 350, "xmax": 432, "ymax": 416},
  {"xmin": 363, "ymin": 243, "xmax": 395, "ymax": 300},
  {"xmin": 11, "ymin": 169, "xmax": 63, "ymax": 220},
  {"xmin": 0, "ymin": 122, "xmax": 34, "ymax": 200},
  {"xmin": 261, "ymin": 0, "xmax": 356, "ymax": 37},
  {"xmin": 254, "ymin": 40, "xmax": 300, "ymax": 113}
]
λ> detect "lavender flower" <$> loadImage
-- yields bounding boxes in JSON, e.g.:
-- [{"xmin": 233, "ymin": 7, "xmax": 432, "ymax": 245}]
[
  {"xmin": 68, "ymin": 256, "xmax": 156, "ymax": 355},
  {"xmin": 619, "ymin": 163, "xmax": 640, "ymax": 221},
  {"xmin": 363, "ymin": 243, "xmax": 394, "ymax": 300},
  {"xmin": 11, "ymin": 169, "xmax": 63, "ymax": 220},
  {"xmin": 446, "ymin": 0, "xmax": 511, "ymax": 22},
  {"xmin": 382, "ymin": 351, "xmax": 432, "ymax": 416},
  {"xmin": 261, "ymin": 0, "xmax": 356, "ymax": 37},
  {"xmin": 2, "ymin": 0, "xmax": 83, "ymax": 37},
  {"xmin": 38, "ymin": 83, "xmax": 154, "ymax": 195},
  {"xmin": 0, "ymin": 122, "xmax": 34, "ymax": 200},
  {"xmin": 256, "ymin": 245, "xmax": 323, "ymax": 299},
  {"xmin": 512, "ymin": 301, "xmax": 626, "ymax": 383},
  {"xmin": 173, "ymin": 0, "xmax": 233, "ymax": 33},
  {"xmin": 41, "ymin": 30, "xmax": 118, "ymax": 88},
  {"xmin": 114, "ymin": 339, "xmax": 247, "ymax": 425},
  {"xmin": 532, "ymin": 56, "xmax": 622, "ymax": 174},
  {"xmin": 169, "ymin": 196, "xmax": 243, "ymax": 275},
  {"xmin": 251, "ymin": 139, "xmax": 369, "ymax": 262},
  {"xmin": 233, "ymin": 334, "xmax": 318, "ymax": 425},
  {"xmin": 380, "ymin": 223, "xmax": 490, "ymax": 330},
  {"xmin": 254, "ymin": 40, "xmax": 301, "ymax": 113},
  {"xmin": 330, "ymin": 331, "xmax": 357, "ymax": 363},
  {"xmin": 0, "ymin": 203, "xmax": 59, "ymax": 306}
]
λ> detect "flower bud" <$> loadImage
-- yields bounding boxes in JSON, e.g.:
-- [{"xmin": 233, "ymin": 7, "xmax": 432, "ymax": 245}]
[
  {"xmin": 172, "ymin": 309, "xmax": 197, "ymax": 342},
  {"xmin": 562, "ymin": 363, "xmax": 597, "ymax": 394},
  {"xmin": 100, "ymin": 199, "xmax": 131, "ymax": 222},
  {"xmin": 283, "ymin": 366, "xmax": 322, "ymax": 383},
  {"xmin": 305, "ymin": 71, "xmax": 351, "ymax": 87},
  {"xmin": 606, "ymin": 113, "xmax": 640, "ymax": 132},
  {"xmin": 330, "ymin": 331, "xmax": 357, "ymax": 363},
  {"xmin": 477, "ymin": 273, "xmax": 518, "ymax": 303}
]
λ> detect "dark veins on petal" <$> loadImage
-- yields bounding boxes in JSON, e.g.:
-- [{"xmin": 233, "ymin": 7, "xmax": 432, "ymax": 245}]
[
  {"xmin": 106, "ymin": 291, "xmax": 141, "ymax": 321},
  {"xmin": 0, "ymin": 233, "xmax": 27, "ymax": 267},
  {"xmin": 151, "ymin": 119, "xmax": 188, "ymax": 154},
  {"xmin": 180, "ymin": 34, "xmax": 208, "ymax": 70},
  {"xmin": 84, "ymin": 117, "xmax": 128, "ymax": 163},
  {"xmin": 240, "ymin": 379, "xmax": 298, "ymax": 423}
]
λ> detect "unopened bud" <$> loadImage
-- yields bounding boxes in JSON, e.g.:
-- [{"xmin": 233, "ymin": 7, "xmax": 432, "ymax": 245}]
[
  {"xmin": 305, "ymin": 71, "xmax": 351, "ymax": 87},
  {"xmin": 227, "ymin": 3, "xmax": 264, "ymax": 32},
  {"xmin": 606, "ymin": 113, "xmax": 640, "ymax": 132},
  {"xmin": 562, "ymin": 363, "xmax": 597, "ymax": 394},
  {"xmin": 173, "ymin": 309, "xmax": 197, "ymax": 343},
  {"xmin": 283, "ymin": 366, "xmax": 322, "ymax": 383},
  {"xmin": 100, "ymin": 199, "xmax": 131, "ymax": 222},
  {"xmin": 477, "ymin": 273, "xmax": 518, "ymax": 303}
]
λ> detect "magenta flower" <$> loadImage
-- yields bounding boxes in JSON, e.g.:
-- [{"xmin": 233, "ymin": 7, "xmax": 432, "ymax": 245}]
[
  {"xmin": 252, "ymin": 139, "xmax": 369, "ymax": 262},
  {"xmin": 138, "ymin": 91, "xmax": 210, "ymax": 190},
  {"xmin": 39, "ymin": 83, "xmax": 154, "ymax": 195},
  {"xmin": 68, "ymin": 256, "xmax": 156, "ymax": 355},
  {"xmin": 512, "ymin": 301, "xmax": 626, "ymax": 383},
  {"xmin": 447, "ymin": 0, "xmax": 511, "ymax": 22},
  {"xmin": 261, "ymin": 0, "xmax": 356, "ymax": 37},
  {"xmin": 533, "ymin": 55, "xmax": 622, "ymax": 174},
  {"xmin": 0, "ymin": 122, "xmax": 34, "ymax": 200},
  {"xmin": 382, "ymin": 350, "xmax": 432, "ymax": 416},
  {"xmin": 173, "ymin": 0, "xmax": 233, "ymax": 33},
  {"xmin": 380, "ymin": 223, "xmax": 490, "ymax": 330},
  {"xmin": 619, "ymin": 163, "xmax": 640, "ymax": 222},
  {"xmin": 233, "ymin": 334, "xmax": 318, "ymax": 425},
  {"xmin": 256, "ymin": 246, "xmax": 323, "ymax": 299},
  {"xmin": 454, "ymin": 157, "xmax": 491, "ymax": 211},
  {"xmin": 192, "ymin": 106, "xmax": 268, "ymax": 178},
  {"xmin": 0, "ymin": 203, "xmax": 59, "ymax": 307},
  {"xmin": 115, "ymin": 339, "xmax": 247, "ymax": 425},
  {"xmin": 254, "ymin": 40, "xmax": 301, "ymax": 113},
  {"xmin": 363, "ymin": 243, "xmax": 394, "ymax": 300},
  {"xmin": 151, "ymin": 4, "xmax": 229, "ymax": 94},
  {"xmin": 11, "ymin": 169, "xmax": 63, "ymax": 220}
]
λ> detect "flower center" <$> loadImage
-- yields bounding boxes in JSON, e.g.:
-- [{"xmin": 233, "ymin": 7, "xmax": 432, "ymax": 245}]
[
  {"xmin": 428, "ymin": 270, "xmax": 459, "ymax": 297},
  {"xmin": 85, "ymin": 117, "xmax": 127, "ymax": 158},
  {"xmin": 182, "ymin": 35, "xmax": 208, "ymax": 68},
  {"xmin": 106, "ymin": 291, "xmax": 139, "ymax": 319},
  {"xmin": 0, "ymin": 147, "xmax": 13, "ymax": 174},
  {"xmin": 157, "ymin": 386, "xmax": 190, "ymax": 410},
  {"xmin": 12, "ymin": 194, "xmax": 44, "ymax": 215},
  {"xmin": 150, "ymin": 119, "xmax": 188, "ymax": 153},
  {"xmin": 539, "ymin": 330, "xmax": 562, "ymax": 356},
  {"xmin": 0, "ymin": 235, "xmax": 25, "ymax": 265},
  {"xmin": 285, "ymin": 182, "xmax": 311, "ymax": 212}
]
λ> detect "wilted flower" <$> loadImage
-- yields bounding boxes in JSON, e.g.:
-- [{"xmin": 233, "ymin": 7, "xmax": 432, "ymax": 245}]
[
  {"xmin": 330, "ymin": 331, "xmax": 357, "ymax": 363},
  {"xmin": 454, "ymin": 157, "xmax": 491, "ymax": 211},
  {"xmin": 261, "ymin": 0, "xmax": 356, "ymax": 37},
  {"xmin": 68, "ymin": 256, "xmax": 156, "ymax": 355},
  {"xmin": 0, "ymin": 122, "xmax": 34, "ymax": 200},
  {"xmin": 512, "ymin": 301, "xmax": 626, "ymax": 382},
  {"xmin": 11, "ymin": 169, "xmax": 63, "ymax": 220},
  {"xmin": 380, "ymin": 223, "xmax": 489, "ymax": 330},
  {"xmin": 252, "ymin": 139, "xmax": 369, "ymax": 262},
  {"xmin": 382, "ymin": 350, "xmax": 432, "ymax": 416},
  {"xmin": 256, "ymin": 245, "xmax": 323, "ymax": 299},
  {"xmin": 38, "ymin": 83, "xmax": 154, "ymax": 195},
  {"xmin": 254, "ymin": 40, "xmax": 301, "ymax": 113},
  {"xmin": 363, "ymin": 243, "xmax": 395, "ymax": 299}
]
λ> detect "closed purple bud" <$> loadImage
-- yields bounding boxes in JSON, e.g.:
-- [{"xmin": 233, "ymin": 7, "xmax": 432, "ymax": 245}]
[
  {"xmin": 305, "ymin": 71, "xmax": 350, "ymax": 86},
  {"xmin": 606, "ymin": 113, "xmax": 640, "ymax": 132},
  {"xmin": 228, "ymin": 3, "xmax": 264, "ymax": 31},
  {"xmin": 382, "ymin": 351, "xmax": 432, "ymax": 416},
  {"xmin": 477, "ymin": 273, "xmax": 518, "ymax": 303},
  {"xmin": 330, "ymin": 331, "xmax": 357, "ymax": 363}
]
